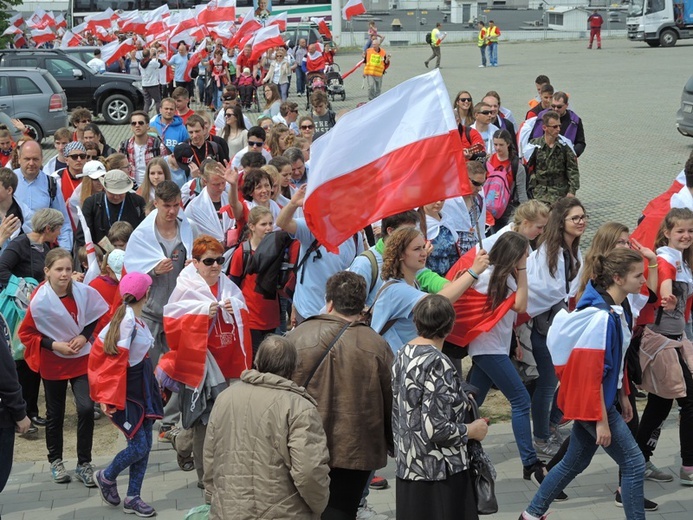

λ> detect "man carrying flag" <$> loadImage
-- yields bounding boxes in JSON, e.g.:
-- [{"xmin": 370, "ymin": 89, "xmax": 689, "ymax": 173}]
[{"xmin": 424, "ymin": 22, "xmax": 447, "ymax": 69}]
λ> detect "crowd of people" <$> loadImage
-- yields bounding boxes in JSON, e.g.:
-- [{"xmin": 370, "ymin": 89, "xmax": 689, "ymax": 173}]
[{"xmin": 0, "ymin": 30, "xmax": 690, "ymax": 520}]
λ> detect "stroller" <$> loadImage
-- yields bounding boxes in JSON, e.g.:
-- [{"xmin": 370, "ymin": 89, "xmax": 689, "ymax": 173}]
[
  {"xmin": 326, "ymin": 63, "xmax": 346, "ymax": 102},
  {"xmin": 305, "ymin": 71, "xmax": 327, "ymax": 110}
]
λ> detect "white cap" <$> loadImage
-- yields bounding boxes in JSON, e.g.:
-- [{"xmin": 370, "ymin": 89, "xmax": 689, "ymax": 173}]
[{"xmin": 78, "ymin": 160, "xmax": 107, "ymax": 179}]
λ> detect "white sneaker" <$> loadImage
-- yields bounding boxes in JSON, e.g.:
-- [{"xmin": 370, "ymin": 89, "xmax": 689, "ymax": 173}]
[
  {"xmin": 478, "ymin": 64, "xmax": 485, "ymax": 68},
  {"xmin": 356, "ymin": 503, "xmax": 389, "ymax": 520}
]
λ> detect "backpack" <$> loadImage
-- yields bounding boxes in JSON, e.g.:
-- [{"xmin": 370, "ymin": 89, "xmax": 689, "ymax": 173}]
[
  {"xmin": 119, "ymin": 136, "xmax": 163, "ymax": 158},
  {"xmin": 425, "ymin": 32, "xmax": 432, "ymax": 44},
  {"xmin": 484, "ymin": 156, "xmax": 519, "ymax": 219},
  {"xmin": 46, "ymin": 174, "xmax": 58, "ymax": 204},
  {"xmin": 359, "ymin": 249, "xmax": 379, "ymax": 294}
]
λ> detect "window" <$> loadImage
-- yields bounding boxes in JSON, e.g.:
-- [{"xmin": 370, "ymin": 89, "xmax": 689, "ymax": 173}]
[
  {"xmin": 648, "ymin": 0, "xmax": 666, "ymax": 14},
  {"xmin": 46, "ymin": 58, "xmax": 77, "ymax": 79},
  {"xmin": 13, "ymin": 58, "xmax": 39, "ymax": 67},
  {"xmin": 0, "ymin": 76, "xmax": 10, "ymax": 97},
  {"xmin": 12, "ymin": 77, "xmax": 42, "ymax": 96}
]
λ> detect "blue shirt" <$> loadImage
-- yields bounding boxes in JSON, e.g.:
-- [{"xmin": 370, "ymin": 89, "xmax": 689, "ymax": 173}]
[
  {"xmin": 170, "ymin": 53, "xmax": 189, "ymax": 83},
  {"xmin": 371, "ymin": 279, "xmax": 426, "ymax": 353},
  {"xmin": 13, "ymin": 169, "xmax": 73, "ymax": 250}
]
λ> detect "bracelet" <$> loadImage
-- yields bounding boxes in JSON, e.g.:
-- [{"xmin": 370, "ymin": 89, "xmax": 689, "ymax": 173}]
[
  {"xmin": 648, "ymin": 264, "xmax": 658, "ymax": 269},
  {"xmin": 467, "ymin": 268, "xmax": 479, "ymax": 280},
  {"xmin": 517, "ymin": 267, "xmax": 527, "ymax": 271}
]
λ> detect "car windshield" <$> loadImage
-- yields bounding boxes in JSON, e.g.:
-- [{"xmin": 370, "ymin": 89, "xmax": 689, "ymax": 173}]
[{"xmin": 628, "ymin": 0, "xmax": 645, "ymax": 16}]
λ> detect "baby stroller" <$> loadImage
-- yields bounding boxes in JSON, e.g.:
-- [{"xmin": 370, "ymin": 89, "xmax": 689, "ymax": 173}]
[
  {"xmin": 326, "ymin": 64, "xmax": 346, "ymax": 102},
  {"xmin": 305, "ymin": 71, "xmax": 327, "ymax": 110}
]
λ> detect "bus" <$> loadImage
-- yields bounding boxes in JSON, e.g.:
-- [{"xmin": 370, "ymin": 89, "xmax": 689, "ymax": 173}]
[{"xmin": 68, "ymin": 0, "xmax": 334, "ymax": 28}]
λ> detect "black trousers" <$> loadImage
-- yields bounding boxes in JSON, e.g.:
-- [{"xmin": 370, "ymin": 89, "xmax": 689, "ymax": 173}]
[
  {"xmin": 321, "ymin": 468, "xmax": 371, "ymax": 520},
  {"xmin": 396, "ymin": 469, "xmax": 478, "ymax": 520},
  {"xmin": 250, "ymin": 329, "xmax": 275, "ymax": 358},
  {"xmin": 15, "ymin": 360, "xmax": 41, "ymax": 417},
  {"xmin": 44, "ymin": 375, "xmax": 94, "ymax": 465}
]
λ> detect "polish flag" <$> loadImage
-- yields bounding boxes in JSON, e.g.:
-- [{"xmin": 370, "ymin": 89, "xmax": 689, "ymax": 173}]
[
  {"xmin": 120, "ymin": 11, "xmax": 147, "ymax": 34},
  {"xmin": 184, "ymin": 46, "xmax": 208, "ymax": 82},
  {"xmin": 27, "ymin": 8, "xmax": 48, "ymax": 28},
  {"xmin": 101, "ymin": 37, "xmax": 136, "ymax": 66},
  {"xmin": 209, "ymin": 21, "xmax": 236, "ymax": 46},
  {"xmin": 198, "ymin": 0, "xmax": 236, "ymax": 26},
  {"xmin": 311, "ymin": 17, "xmax": 332, "ymax": 40},
  {"xmin": 266, "ymin": 11, "xmax": 288, "ymax": 31},
  {"xmin": 30, "ymin": 27, "xmax": 56, "ymax": 46},
  {"xmin": 76, "ymin": 207, "xmax": 101, "ymax": 285},
  {"xmin": 9, "ymin": 13, "xmax": 24, "ymax": 28},
  {"xmin": 144, "ymin": 4, "xmax": 171, "ymax": 23},
  {"xmin": 168, "ymin": 10, "xmax": 199, "ymax": 42},
  {"xmin": 304, "ymin": 70, "xmax": 471, "ymax": 253},
  {"xmin": 60, "ymin": 30, "xmax": 82, "ymax": 48},
  {"xmin": 54, "ymin": 13, "xmax": 67, "ymax": 30},
  {"xmin": 95, "ymin": 25, "xmax": 117, "ymax": 43},
  {"xmin": 43, "ymin": 11, "xmax": 57, "ymax": 28},
  {"xmin": 13, "ymin": 33, "xmax": 27, "ymax": 49},
  {"xmin": 249, "ymin": 25, "xmax": 286, "ymax": 62},
  {"xmin": 342, "ymin": 0, "xmax": 366, "ymax": 21},
  {"xmin": 229, "ymin": 10, "xmax": 262, "ymax": 47},
  {"xmin": 2, "ymin": 25, "xmax": 23, "ymax": 37},
  {"xmin": 85, "ymin": 8, "xmax": 117, "ymax": 31}
]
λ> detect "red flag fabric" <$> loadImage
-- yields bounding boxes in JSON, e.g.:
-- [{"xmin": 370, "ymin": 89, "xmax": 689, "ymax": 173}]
[
  {"xmin": 249, "ymin": 25, "xmax": 286, "ymax": 62},
  {"xmin": 446, "ymin": 287, "xmax": 516, "ymax": 348},
  {"xmin": 266, "ymin": 11, "xmax": 288, "ymax": 31},
  {"xmin": 303, "ymin": 70, "xmax": 471, "ymax": 253},
  {"xmin": 120, "ymin": 12, "xmax": 147, "ymax": 34},
  {"xmin": 185, "ymin": 47, "xmax": 208, "ymax": 82},
  {"xmin": 30, "ymin": 27, "xmax": 56, "ymax": 46},
  {"xmin": 9, "ymin": 13, "xmax": 23, "ymax": 28},
  {"xmin": 55, "ymin": 14, "xmax": 67, "ymax": 29},
  {"xmin": 229, "ymin": 10, "xmax": 262, "ymax": 47},
  {"xmin": 85, "ymin": 8, "xmax": 117, "ymax": 32},
  {"xmin": 198, "ymin": 0, "xmax": 237, "ymax": 26},
  {"xmin": 342, "ymin": 0, "xmax": 366, "ymax": 20},
  {"xmin": 101, "ymin": 38, "xmax": 136, "ymax": 65},
  {"xmin": 60, "ymin": 30, "xmax": 81, "ymax": 48},
  {"xmin": 311, "ymin": 17, "xmax": 333, "ymax": 40},
  {"xmin": 2, "ymin": 26, "xmax": 23, "ymax": 37}
]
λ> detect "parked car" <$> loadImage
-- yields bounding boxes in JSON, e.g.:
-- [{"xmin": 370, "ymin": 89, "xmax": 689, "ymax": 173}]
[
  {"xmin": 0, "ymin": 49, "xmax": 144, "ymax": 125},
  {"xmin": 283, "ymin": 24, "xmax": 327, "ymax": 49},
  {"xmin": 677, "ymin": 73, "xmax": 693, "ymax": 137},
  {"xmin": 0, "ymin": 67, "xmax": 68, "ymax": 142}
]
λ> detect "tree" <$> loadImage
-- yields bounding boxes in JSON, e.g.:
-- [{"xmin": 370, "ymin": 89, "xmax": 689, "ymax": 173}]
[{"xmin": 0, "ymin": 0, "xmax": 24, "ymax": 48}]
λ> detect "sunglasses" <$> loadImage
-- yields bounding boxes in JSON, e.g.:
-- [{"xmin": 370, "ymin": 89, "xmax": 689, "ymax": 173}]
[
  {"xmin": 478, "ymin": 110, "xmax": 493, "ymax": 116},
  {"xmin": 87, "ymin": 153, "xmax": 98, "ymax": 159},
  {"xmin": 470, "ymin": 179, "xmax": 485, "ymax": 188},
  {"xmin": 551, "ymin": 104, "xmax": 565, "ymax": 109},
  {"xmin": 225, "ymin": 113, "xmax": 235, "ymax": 118},
  {"xmin": 131, "ymin": 121, "xmax": 147, "ymax": 126},
  {"xmin": 300, "ymin": 125, "xmax": 314, "ymax": 130},
  {"xmin": 458, "ymin": 97, "xmax": 472, "ymax": 102},
  {"xmin": 248, "ymin": 141, "xmax": 264, "ymax": 147},
  {"xmin": 68, "ymin": 153, "xmax": 87, "ymax": 160},
  {"xmin": 222, "ymin": 97, "xmax": 234, "ymax": 101},
  {"xmin": 198, "ymin": 256, "xmax": 225, "ymax": 266}
]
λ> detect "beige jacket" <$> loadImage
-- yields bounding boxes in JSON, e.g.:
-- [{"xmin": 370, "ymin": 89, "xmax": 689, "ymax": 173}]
[
  {"xmin": 203, "ymin": 369, "xmax": 330, "ymax": 520},
  {"xmin": 640, "ymin": 327, "xmax": 693, "ymax": 399}
]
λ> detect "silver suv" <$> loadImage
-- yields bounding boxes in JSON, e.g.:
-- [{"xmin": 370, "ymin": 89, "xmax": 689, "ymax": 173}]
[
  {"xmin": 0, "ymin": 67, "xmax": 68, "ymax": 142},
  {"xmin": 677, "ymin": 74, "xmax": 693, "ymax": 138}
]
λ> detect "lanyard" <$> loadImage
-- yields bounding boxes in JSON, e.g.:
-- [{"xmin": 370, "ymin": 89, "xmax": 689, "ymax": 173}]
[
  {"xmin": 191, "ymin": 142, "xmax": 209, "ymax": 165},
  {"xmin": 104, "ymin": 193, "xmax": 125, "ymax": 226}
]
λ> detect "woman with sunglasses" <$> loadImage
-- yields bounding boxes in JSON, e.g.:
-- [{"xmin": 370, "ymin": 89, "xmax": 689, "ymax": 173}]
[
  {"xmin": 453, "ymin": 91, "xmax": 475, "ymax": 126},
  {"xmin": 221, "ymin": 105, "xmax": 248, "ymax": 159},
  {"xmin": 298, "ymin": 115, "xmax": 315, "ymax": 144},
  {"xmin": 526, "ymin": 197, "xmax": 587, "ymax": 459},
  {"xmin": 161, "ymin": 235, "xmax": 251, "ymax": 490}
]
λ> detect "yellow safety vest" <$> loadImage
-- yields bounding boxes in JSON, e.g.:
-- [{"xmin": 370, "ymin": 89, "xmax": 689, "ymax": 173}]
[
  {"xmin": 487, "ymin": 26, "xmax": 500, "ymax": 43},
  {"xmin": 477, "ymin": 28, "xmax": 487, "ymax": 47},
  {"xmin": 363, "ymin": 48, "xmax": 386, "ymax": 77}
]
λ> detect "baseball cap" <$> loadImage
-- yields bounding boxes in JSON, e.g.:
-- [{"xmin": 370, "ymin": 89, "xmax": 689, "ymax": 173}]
[
  {"xmin": 78, "ymin": 160, "xmax": 107, "ymax": 179},
  {"xmin": 119, "ymin": 272, "xmax": 152, "ymax": 300},
  {"xmin": 243, "ymin": 67, "xmax": 251, "ymax": 74},
  {"xmin": 100, "ymin": 169, "xmax": 134, "ymax": 194},
  {"xmin": 106, "ymin": 249, "xmax": 125, "ymax": 281},
  {"xmin": 174, "ymin": 142, "xmax": 194, "ymax": 175}
]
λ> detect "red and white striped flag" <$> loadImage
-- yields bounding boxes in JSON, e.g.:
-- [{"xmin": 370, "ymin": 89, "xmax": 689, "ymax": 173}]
[
  {"xmin": 2, "ymin": 25, "xmax": 23, "ymax": 37},
  {"xmin": 184, "ymin": 46, "xmax": 208, "ymax": 82},
  {"xmin": 266, "ymin": 11, "xmax": 288, "ymax": 31},
  {"xmin": 198, "ymin": 0, "xmax": 236, "ymax": 26},
  {"xmin": 60, "ymin": 29, "xmax": 82, "ymax": 48},
  {"xmin": 249, "ymin": 25, "xmax": 286, "ymax": 61},
  {"xmin": 13, "ymin": 33, "xmax": 27, "ymax": 48},
  {"xmin": 95, "ymin": 25, "xmax": 117, "ymax": 43},
  {"xmin": 304, "ymin": 70, "xmax": 471, "ymax": 253},
  {"xmin": 30, "ymin": 27, "xmax": 56, "ymax": 46},
  {"xmin": 229, "ymin": 10, "xmax": 261, "ymax": 47},
  {"xmin": 101, "ymin": 37, "xmax": 136, "ymax": 66},
  {"xmin": 311, "ymin": 17, "xmax": 332, "ymax": 40},
  {"xmin": 27, "ymin": 8, "xmax": 48, "ymax": 28},
  {"xmin": 144, "ymin": 4, "xmax": 171, "ymax": 23},
  {"xmin": 85, "ymin": 8, "xmax": 117, "ymax": 31},
  {"xmin": 54, "ymin": 13, "xmax": 67, "ymax": 29},
  {"xmin": 342, "ymin": 0, "xmax": 366, "ymax": 20},
  {"xmin": 120, "ymin": 11, "xmax": 147, "ymax": 34},
  {"xmin": 9, "ymin": 13, "xmax": 24, "ymax": 28}
]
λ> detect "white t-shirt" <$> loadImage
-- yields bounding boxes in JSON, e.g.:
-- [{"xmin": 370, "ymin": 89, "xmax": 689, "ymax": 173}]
[
  {"xmin": 87, "ymin": 57, "xmax": 106, "ymax": 74},
  {"xmin": 134, "ymin": 143, "xmax": 147, "ymax": 185}
]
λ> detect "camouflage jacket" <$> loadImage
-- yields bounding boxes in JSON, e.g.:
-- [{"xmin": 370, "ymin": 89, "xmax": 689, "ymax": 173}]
[{"xmin": 528, "ymin": 136, "xmax": 579, "ymax": 205}]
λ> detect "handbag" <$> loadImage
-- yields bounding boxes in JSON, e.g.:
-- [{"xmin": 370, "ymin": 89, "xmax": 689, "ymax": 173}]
[{"xmin": 466, "ymin": 395, "xmax": 498, "ymax": 515}]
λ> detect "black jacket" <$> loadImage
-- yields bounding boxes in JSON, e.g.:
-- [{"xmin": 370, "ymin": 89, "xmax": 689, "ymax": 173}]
[
  {"xmin": 75, "ymin": 192, "xmax": 146, "ymax": 249},
  {"xmin": 0, "ymin": 234, "xmax": 49, "ymax": 289},
  {"xmin": 0, "ymin": 327, "xmax": 27, "ymax": 428}
]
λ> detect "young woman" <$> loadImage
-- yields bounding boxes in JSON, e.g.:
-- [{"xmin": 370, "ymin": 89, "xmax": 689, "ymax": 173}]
[
  {"xmin": 229, "ymin": 206, "xmax": 279, "ymax": 355},
  {"xmin": 526, "ymin": 197, "xmax": 586, "ymax": 458},
  {"xmin": 18, "ymin": 248, "xmax": 108, "ymax": 486},
  {"xmin": 298, "ymin": 115, "xmax": 315, "ymax": 143},
  {"xmin": 370, "ymin": 227, "xmax": 489, "ymax": 353},
  {"xmin": 207, "ymin": 48, "xmax": 231, "ymax": 110},
  {"xmin": 221, "ymin": 105, "xmax": 248, "ymax": 159},
  {"xmin": 136, "ymin": 157, "xmax": 171, "ymax": 203},
  {"xmin": 486, "ymin": 129, "xmax": 528, "ymax": 230},
  {"xmin": 90, "ymin": 272, "xmax": 162, "ymax": 518},
  {"xmin": 392, "ymin": 294, "xmax": 489, "ymax": 520},
  {"xmin": 104, "ymin": 153, "xmax": 130, "ymax": 173},
  {"xmin": 268, "ymin": 156, "xmax": 292, "ymax": 205},
  {"xmin": 225, "ymin": 166, "xmax": 282, "ymax": 229},
  {"xmin": 263, "ymin": 48, "xmax": 291, "ymax": 102},
  {"xmin": 268, "ymin": 123, "xmax": 293, "ymax": 158},
  {"xmin": 453, "ymin": 90, "xmax": 475, "ymax": 126},
  {"xmin": 636, "ymin": 207, "xmax": 693, "ymax": 486},
  {"xmin": 521, "ymin": 248, "xmax": 647, "ymax": 520},
  {"xmin": 261, "ymin": 83, "xmax": 282, "ymax": 118},
  {"xmin": 418, "ymin": 200, "xmax": 459, "ymax": 276},
  {"xmin": 83, "ymin": 123, "xmax": 116, "ymax": 158}
]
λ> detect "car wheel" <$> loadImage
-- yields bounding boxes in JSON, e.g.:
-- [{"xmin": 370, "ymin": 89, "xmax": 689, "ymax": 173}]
[
  {"xmin": 646, "ymin": 40, "xmax": 661, "ymax": 47},
  {"xmin": 660, "ymin": 29, "xmax": 678, "ymax": 47},
  {"xmin": 341, "ymin": 93, "xmax": 346, "ymax": 101},
  {"xmin": 21, "ymin": 119, "xmax": 43, "ymax": 143},
  {"xmin": 102, "ymin": 94, "xmax": 134, "ymax": 125}
]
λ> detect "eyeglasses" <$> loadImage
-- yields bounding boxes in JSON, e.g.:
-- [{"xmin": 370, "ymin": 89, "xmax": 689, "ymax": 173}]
[
  {"xmin": 198, "ymin": 256, "xmax": 225, "ymax": 266},
  {"xmin": 248, "ymin": 141, "xmax": 264, "ymax": 147},
  {"xmin": 68, "ymin": 153, "xmax": 87, "ymax": 160},
  {"xmin": 551, "ymin": 104, "xmax": 565, "ymax": 109},
  {"xmin": 300, "ymin": 124, "xmax": 314, "ymax": 130},
  {"xmin": 545, "ymin": 124, "xmax": 561, "ymax": 129},
  {"xmin": 616, "ymin": 239, "xmax": 632, "ymax": 247},
  {"xmin": 470, "ymin": 179, "xmax": 485, "ymax": 188},
  {"xmin": 130, "ymin": 121, "xmax": 147, "ymax": 126},
  {"xmin": 565, "ymin": 214, "xmax": 589, "ymax": 224},
  {"xmin": 479, "ymin": 110, "xmax": 493, "ymax": 115},
  {"xmin": 458, "ymin": 97, "xmax": 472, "ymax": 102},
  {"xmin": 225, "ymin": 113, "xmax": 235, "ymax": 118}
]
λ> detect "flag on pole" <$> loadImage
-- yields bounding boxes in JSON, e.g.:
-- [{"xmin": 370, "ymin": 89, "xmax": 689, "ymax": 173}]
[
  {"xmin": 304, "ymin": 70, "xmax": 472, "ymax": 253},
  {"xmin": 249, "ymin": 25, "xmax": 286, "ymax": 61},
  {"xmin": 9, "ymin": 13, "xmax": 24, "ymax": 28},
  {"xmin": 76, "ymin": 206, "xmax": 101, "ymax": 285},
  {"xmin": 266, "ymin": 11, "xmax": 288, "ymax": 31},
  {"xmin": 229, "ymin": 10, "xmax": 262, "ymax": 47},
  {"xmin": 60, "ymin": 30, "xmax": 82, "ymax": 48},
  {"xmin": 198, "ymin": 0, "xmax": 236, "ymax": 26},
  {"xmin": 100, "ymin": 38, "xmax": 136, "ymax": 66},
  {"xmin": 30, "ymin": 27, "xmax": 56, "ymax": 46},
  {"xmin": 342, "ymin": 0, "xmax": 366, "ymax": 21},
  {"xmin": 311, "ymin": 17, "xmax": 332, "ymax": 40}
]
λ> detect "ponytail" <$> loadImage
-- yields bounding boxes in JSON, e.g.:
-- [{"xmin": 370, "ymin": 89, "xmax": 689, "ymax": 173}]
[{"xmin": 102, "ymin": 295, "xmax": 136, "ymax": 356}]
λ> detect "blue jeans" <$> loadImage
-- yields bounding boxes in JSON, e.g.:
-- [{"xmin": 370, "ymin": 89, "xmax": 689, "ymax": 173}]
[
  {"xmin": 487, "ymin": 42, "xmax": 498, "ymax": 66},
  {"xmin": 104, "ymin": 420, "xmax": 153, "ymax": 497},
  {"xmin": 196, "ymin": 76, "xmax": 206, "ymax": 104},
  {"xmin": 479, "ymin": 45, "xmax": 487, "ymax": 66},
  {"xmin": 296, "ymin": 68, "xmax": 306, "ymax": 95},
  {"xmin": 470, "ymin": 354, "xmax": 538, "ymax": 467},
  {"xmin": 530, "ymin": 327, "xmax": 558, "ymax": 441},
  {"xmin": 279, "ymin": 82, "xmax": 289, "ymax": 102},
  {"xmin": 527, "ymin": 406, "xmax": 645, "ymax": 520}
]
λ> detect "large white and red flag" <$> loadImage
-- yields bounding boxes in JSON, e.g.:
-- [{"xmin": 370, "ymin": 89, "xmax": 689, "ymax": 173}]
[
  {"xmin": 311, "ymin": 17, "xmax": 332, "ymax": 40},
  {"xmin": 229, "ymin": 10, "xmax": 262, "ymax": 47},
  {"xmin": 26, "ymin": 8, "xmax": 49, "ymax": 28},
  {"xmin": 184, "ymin": 46, "xmax": 209, "ymax": 82},
  {"xmin": 304, "ymin": 70, "xmax": 471, "ymax": 253},
  {"xmin": 8, "ymin": 13, "xmax": 24, "ymax": 28},
  {"xmin": 101, "ymin": 38, "xmax": 136, "ymax": 65},
  {"xmin": 144, "ymin": 3, "xmax": 171, "ymax": 23},
  {"xmin": 249, "ymin": 25, "xmax": 285, "ymax": 61},
  {"xmin": 54, "ymin": 13, "xmax": 67, "ymax": 29},
  {"xmin": 30, "ymin": 27, "xmax": 56, "ymax": 46},
  {"xmin": 2, "ymin": 25, "xmax": 23, "ymax": 37},
  {"xmin": 60, "ymin": 30, "xmax": 82, "ymax": 48},
  {"xmin": 342, "ymin": 0, "xmax": 366, "ymax": 20},
  {"xmin": 85, "ymin": 8, "xmax": 117, "ymax": 31},
  {"xmin": 266, "ymin": 11, "xmax": 288, "ymax": 31},
  {"xmin": 119, "ymin": 11, "xmax": 147, "ymax": 34},
  {"xmin": 198, "ymin": 0, "xmax": 236, "ymax": 26}
]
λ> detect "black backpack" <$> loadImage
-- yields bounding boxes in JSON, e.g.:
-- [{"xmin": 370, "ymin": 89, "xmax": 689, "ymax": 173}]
[{"xmin": 425, "ymin": 32, "xmax": 432, "ymax": 44}]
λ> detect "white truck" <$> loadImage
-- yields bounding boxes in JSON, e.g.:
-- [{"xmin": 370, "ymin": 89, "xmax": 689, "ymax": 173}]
[{"xmin": 627, "ymin": 0, "xmax": 693, "ymax": 46}]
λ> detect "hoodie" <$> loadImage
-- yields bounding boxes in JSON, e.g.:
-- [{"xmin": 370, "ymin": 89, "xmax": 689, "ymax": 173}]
[{"xmin": 150, "ymin": 114, "xmax": 190, "ymax": 152}]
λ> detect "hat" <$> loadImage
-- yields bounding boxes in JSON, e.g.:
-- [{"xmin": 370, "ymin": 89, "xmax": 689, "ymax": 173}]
[
  {"xmin": 242, "ymin": 67, "xmax": 251, "ymax": 74},
  {"xmin": 106, "ymin": 249, "xmax": 125, "ymax": 281},
  {"xmin": 78, "ymin": 160, "xmax": 107, "ymax": 179},
  {"xmin": 173, "ymin": 142, "xmax": 194, "ymax": 175},
  {"xmin": 64, "ymin": 141, "xmax": 86, "ymax": 156},
  {"xmin": 119, "ymin": 272, "xmax": 152, "ymax": 300},
  {"xmin": 100, "ymin": 169, "xmax": 134, "ymax": 194}
]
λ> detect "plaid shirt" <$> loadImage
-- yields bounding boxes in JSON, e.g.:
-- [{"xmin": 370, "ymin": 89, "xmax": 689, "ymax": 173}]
[{"xmin": 119, "ymin": 135, "xmax": 169, "ymax": 182}]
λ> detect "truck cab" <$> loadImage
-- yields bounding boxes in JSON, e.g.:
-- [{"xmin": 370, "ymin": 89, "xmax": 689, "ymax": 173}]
[{"xmin": 627, "ymin": 0, "xmax": 693, "ymax": 46}]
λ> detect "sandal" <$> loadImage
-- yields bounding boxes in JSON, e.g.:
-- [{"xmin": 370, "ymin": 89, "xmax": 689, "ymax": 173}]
[{"xmin": 170, "ymin": 429, "xmax": 195, "ymax": 472}]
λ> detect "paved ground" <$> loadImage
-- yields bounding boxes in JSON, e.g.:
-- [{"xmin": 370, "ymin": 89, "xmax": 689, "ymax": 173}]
[{"xmin": 5, "ymin": 37, "xmax": 693, "ymax": 518}]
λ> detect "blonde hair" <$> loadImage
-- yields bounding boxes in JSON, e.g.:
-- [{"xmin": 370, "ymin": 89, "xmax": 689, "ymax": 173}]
[{"xmin": 513, "ymin": 200, "xmax": 550, "ymax": 228}]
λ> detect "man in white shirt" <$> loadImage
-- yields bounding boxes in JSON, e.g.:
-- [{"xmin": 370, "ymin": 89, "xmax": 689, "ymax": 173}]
[
  {"xmin": 139, "ymin": 47, "xmax": 166, "ymax": 114},
  {"xmin": 87, "ymin": 49, "xmax": 106, "ymax": 74}
]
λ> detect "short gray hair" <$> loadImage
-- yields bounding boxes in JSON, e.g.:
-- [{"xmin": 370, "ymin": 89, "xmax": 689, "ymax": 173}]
[
  {"xmin": 31, "ymin": 208, "xmax": 64, "ymax": 234},
  {"xmin": 282, "ymin": 147, "xmax": 304, "ymax": 164},
  {"xmin": 254, "ymin": 335, "xmax": 297, "ymax": 380}
]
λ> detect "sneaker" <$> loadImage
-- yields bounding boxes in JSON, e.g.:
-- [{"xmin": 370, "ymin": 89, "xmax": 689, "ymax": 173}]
[
  {"xmin": 534, "ymin": 438, "xmax": 559, "ymax": 458},
  {"xmin": 158, "ymin": 425, "xmax": 178, "ymax": 443},
  {"xmin": 681, "ymin": 465, "xmax": 693, "ymax": 486},
  {"xmin": 478, "ymin": 64, "xmax": 485, "ymax": 68},
  {"xmin": 95, "ymin": 469, "xmax": 121, "ymax": 506},
  {"xmin": 123, "ymin": 496, "xmax": 156, "ymax": 517},
  {"xmin": 644, "ymin": 460, "xmax": 673, "ymax": 482},
  {"xmin": 75, "ymin": 462, "xmax": 97, "ymax": 488},
  {"xmin": 20, "ymin": 424, "xmax": 39, "ymax": 435},
  {"xmin": 554, "ymin": 489, "xmax": 569, "ymax": 501},
  {"xmin": 50, "ymin": 459, "xmax": 71, "ymax": 484},
  {"xmin": 94, "ymin": 406, "xmax": 102, "ymax": 420},
  {"xmin": 634, "ymin": 389, "xmax": 647, "ymax": 400},
  {"xmin": 356, "ymin": 502, "xmax": 388, "ymax": 520},
  {"xmin": 518, "ymin": 513, "xmax": 548, "ymax": 520},
  {"xmin": 614, "ymin": 490, "xmax": 658, "ymax": 511},
  {"xmin": 369, "ymin": 475, "xmax": 389, "ymax": 490},
  {"xmin": 524, "ymin": 460, "xmax": 547, "ymax": 485}
]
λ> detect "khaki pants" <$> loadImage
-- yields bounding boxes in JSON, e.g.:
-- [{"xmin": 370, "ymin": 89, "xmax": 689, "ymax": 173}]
[{"xmin": 174, "ymin": 422, "xmax": 207, "ymax": 483}]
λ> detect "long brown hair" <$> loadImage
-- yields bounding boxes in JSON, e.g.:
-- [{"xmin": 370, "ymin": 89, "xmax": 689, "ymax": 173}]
[
  {"xmin": 102, "ymin": 294, "xmax": 137, "ymax": 356},
  {"xmin": 381, "ymin": 228, "xmax": 422, "ymax": 281},
  {"xmin": 577, "ymin": 222, "xmax": 629, "ymax": 301},
  {"xmin": 486, "ymin": 231, "xmax": 529, "ymax": 310},
  {"xmin": 655, "ymin": 207, "xmax": 693, "ymax": 268},
  {"xmin": 537, "ymin": 197, "xmax": 584, "ymax": 278},
  {"xmin": 44, "ymin": 248, "xmax": 73, "ymax": 296}
]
